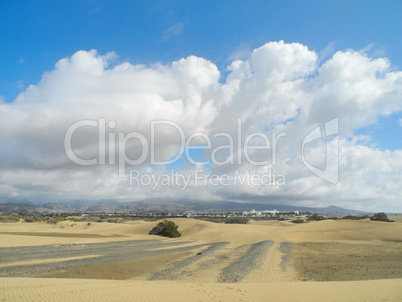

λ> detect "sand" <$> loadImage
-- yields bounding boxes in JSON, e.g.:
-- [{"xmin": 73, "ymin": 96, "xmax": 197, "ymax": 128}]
[
  {"xmin": 1, "ymin": 218, "xmax": 401, "ymax": 301},
  {"xmin": 1, "ymin": 278, "xmax": 401, "ymax": 302}
]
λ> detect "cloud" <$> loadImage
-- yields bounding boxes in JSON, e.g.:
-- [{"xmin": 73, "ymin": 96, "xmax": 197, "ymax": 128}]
[
  {"xmin": 162, "ymin": 22, "xmax": 184, "ymax": 41},
  {"xmin": 1, "ymin": 41, "xmax": 401, "ymax": 211},
  {"xmin": 16, "ymin": 80, "xmax": 25, "ymax": 91},
  {"xmin": 227, "ymin": 42, "xmax": 253, "ymax": 62},
  {"xmin": 317, "ymin": 42, "xmax": 335, "ymax": 64}
]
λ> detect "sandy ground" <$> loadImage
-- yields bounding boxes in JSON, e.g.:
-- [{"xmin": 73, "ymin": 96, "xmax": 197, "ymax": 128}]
[
  {"xmin": 1, "ymin": 278, "xmax": 401, "ymax": 302},
  {"xmin": 1, "ymin": 217, "xmax": 402, "ymax": 301}
]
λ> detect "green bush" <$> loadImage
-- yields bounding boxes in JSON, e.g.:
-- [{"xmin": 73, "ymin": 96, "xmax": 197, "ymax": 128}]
[
  {"xmin": 327, "ymin": 216, "xmax": 340, "ymax": 220},
  {"xmin": 291, "ymin": 219, "xmax": 305, "ymax": 223},
  {"xmin": 149, "ymin": 220, "xmax": 181, "ymax": 238},
  {"xmin": 307, "ymin": 214, "xmax": 326, "ymax": 221},
  {"xmin": 224, "ymin": 217, "xmax": 249, "ymax": 224},
  {"xmin": 46, "ymin": 216, "xmax": 65, "ymax": 224},
  {"xmin": 342, "ymin": 215, "xmax": 369, "ymax": 220},
  {"xmin": 0, "ymin": 215, "xmax": 20, "ymax": 222},
  {"xmin": 22, "ymin": 215, "xmax": 43, "ymax": 223},
  {"xmin": 370, "ymin": 212, "xmax": 393, "ymax": 222}
]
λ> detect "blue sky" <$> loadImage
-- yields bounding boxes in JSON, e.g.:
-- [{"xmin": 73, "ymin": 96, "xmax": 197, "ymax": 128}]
[
  {"xmin": 0, "ymin": 1, "xmax": 401, "ymax": 211},
  {"xmin": 1, "ymin": 0, "xmax": 401, "ymax": 102}
]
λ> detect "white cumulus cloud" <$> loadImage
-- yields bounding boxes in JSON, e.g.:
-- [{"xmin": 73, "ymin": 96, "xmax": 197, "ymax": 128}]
[{"xmin": 1, "ymin": 41, "xmax": 401, "ymax": 211}]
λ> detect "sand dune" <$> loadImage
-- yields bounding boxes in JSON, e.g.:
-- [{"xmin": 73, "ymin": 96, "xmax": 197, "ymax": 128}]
[
  {"xmin": 2, "ymin": 217, "xmax": 401, "ymax": 245},
  {"xmin": 1, "ymin": 218, "xmax": 401, "ymax": 301}
]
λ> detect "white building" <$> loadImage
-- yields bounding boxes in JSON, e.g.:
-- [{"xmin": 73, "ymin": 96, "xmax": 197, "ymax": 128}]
[{"xmin": 242, "ymin": 209, "xmax": 279, "ymax": 217}]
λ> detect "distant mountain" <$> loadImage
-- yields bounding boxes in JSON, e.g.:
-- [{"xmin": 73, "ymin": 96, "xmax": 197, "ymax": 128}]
[
  {"xmin": 171, "ymin": 200, "xmax": 372, "ymax": 215},
  {"xmin": 320, "ymin": 205, "xmax": 366, "ymax": 215},
  {"xmin": 0, "ymin": 199, "xmax": 374, "ymax": 215},
  {"xmin": 0, "ymin": 202, "xmax": 39, "ymax": 214},
  {"xmin": 0, "ymin": 202, "xmax": 76, "ymax": 214}
]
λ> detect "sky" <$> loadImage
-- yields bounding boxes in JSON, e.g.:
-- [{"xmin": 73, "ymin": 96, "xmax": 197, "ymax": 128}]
[{"xmin": 0, "ymin": 0, "xmax": 401, "ymax": 212}]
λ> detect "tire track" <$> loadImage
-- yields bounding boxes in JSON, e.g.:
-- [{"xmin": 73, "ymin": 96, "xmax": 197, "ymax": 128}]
[
  {"xmin": 279, "ymin": 241, "xmax": 293, "ymax": 272},
  {"xmin": 148, "ymin": 242, "xmax": 228, "ymax": 280},
  {"xmin": 218, "ymin": 240, "xmax": 274, "ymax": 283},
  {"xmin": 0, "ymin": 240, "xmax": 205, "ymax": 278}
]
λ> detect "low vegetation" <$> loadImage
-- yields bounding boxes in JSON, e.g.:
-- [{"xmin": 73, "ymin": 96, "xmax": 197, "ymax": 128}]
[
  {"xmin": 291, "ymin": 219, "xmax": 305, "ymax": 223},
  {"xmin": 149, "ymin": 220, "xmax": 182, "ymax": 238},
  {"xmin": 370, "ymin": 212, "xmax": 393, "ymax": 222},
  {"xmin": 307, "ymin": 214, "xmax": 326, "ymax": 221},
  {"xmin": 0, "ymin": 215, "xmax": 20, "ymax": 222},
  {"xmin": 0, "ymin": 212, "xmax": 395, "ymax": 227},
  {"xmin": 342, "ymin": 215, "xmax": 369, "ymax": 220},
  {"xmin": 224, "ymin": 217, "xmax": 249, "ymax": 224},
  {"xmin": 327, "ymin": 216, "xmax": 340, "ymax": 220}
]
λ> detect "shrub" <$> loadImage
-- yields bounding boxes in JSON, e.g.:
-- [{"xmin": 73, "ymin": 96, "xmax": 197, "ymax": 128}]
[
  {"xmin": 0, "ymin": 215, "xmax": 20, "ymax": 222},
  {"xmin": 22, "ymin": 215, "xmax": 43, "ymax": 223},
  {"xmin": 23, "ymin": 216, "xmax": 36, "ymax": 223},
  {"xmin": 370, "ymin": 212, "xmax": 393, "ymax": 222},
  {"xmin": 46, "ymin": 216, "xmax": 64, "ymax": 224},
  {"xmin": 291, "ymin": 219, "xmax": 305, "ymax": 223},
  {"xmin": 307, "ymin": 214, "xmax": 326, "ymax": 221},
  {"xmin": 327, "ymin": 216, "xmax": 340, "ymax": 220},
  {"xmin": 149, "ymin": 220, "xmax": 181, "ymax": 238},
  {"xmin": 224, "ymin": 217, "xmax": 249, "ymax": 224},
  {"xmin": 342, "ymin": 215, "xmax": 369, "ymax": 220}
]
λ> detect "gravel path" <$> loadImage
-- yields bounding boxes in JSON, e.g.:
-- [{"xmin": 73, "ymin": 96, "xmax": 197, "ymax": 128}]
[
  {"xmin": 0, "ymin": 240, "xmax": 208, "ymax": 278},
  {"xmin": 279, "ymin": 242, "xmax": 293, "ymax": 272},
  {"xmin": 218, "ymin": 240, "xmax": 274, "ymax": 283},
  {"xmin": 148, "ymin": 242, "xmax": 228, "ymax": 280},
  {"xmin": 1, "ymin": 240, "xmax": 282, "ymax": 282}
]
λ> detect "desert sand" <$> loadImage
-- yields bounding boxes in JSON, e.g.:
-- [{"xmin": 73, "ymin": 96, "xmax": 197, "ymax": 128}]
[{"xmin": 1, "ymin": 217, "xmax": 402, "ymax": 301}]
